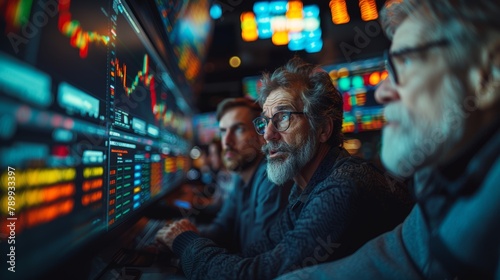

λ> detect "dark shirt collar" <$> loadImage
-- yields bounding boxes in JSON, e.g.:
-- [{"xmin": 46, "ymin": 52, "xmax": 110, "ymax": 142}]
[
  {"xmin": 438, "ymin": 117, "xmax": 500, "ymax": 181},
  {"xmin": 236, "ymin": 158, "xmax": 266, "ymax": 189},
  {"xmin": 415, "ymin": 116, "xmax": 500, "ymax": 232}
]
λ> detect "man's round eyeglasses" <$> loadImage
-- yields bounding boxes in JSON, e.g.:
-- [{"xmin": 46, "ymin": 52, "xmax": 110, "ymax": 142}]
[{"xmin": 253, "ymin": 111, "xmax": 305, "ymax": 135}]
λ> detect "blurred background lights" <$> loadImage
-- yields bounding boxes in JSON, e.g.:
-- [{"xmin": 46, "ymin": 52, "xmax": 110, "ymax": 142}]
[
  {"xmin": 359, "ymin": 0, "xmax": 378, "ymax": 21},
  {"xmin": 368, "ymin": 72, "xmax": 380, "ymax": 85},
  {"xmin": 344, "ymin": 138, "xmax": 362, "ymax": 154},
  {"xmin": 338, "ymin": 77, "xmax": 351, "ymax": 91},
  {"xmin": 189, "ymin": 146, "xmax": 202, "ymax": 159},
  {"xmin": 352, "ymin": 75, "xmax": 364, "ymax": 88},
  {"xmin": 210, "ymin": 3, "xmax": 222, "ymax": 20},
  {"xmin": 242, "ymin": 1, "xmax": 322, "ymax": 53},
  {"xmin": 241, "ymin": 12, "xmax": 258, "ymax": 41},
  {"xmin": 229, "ymin": 56, "xmax": 241, "ymax": 68},
  {"xmin": 303, "ymin": 4, "xmax": 319, "ymax": 17},
  {"xmin": 330, "ymin": 0, "xmax": 378, "ymax": 24},
  {"xmin": 380, "ymin": 70, "xmax": 389, "ymax": 81},
  {"xmin": 329, "ymin": 0, "xmax": 350, "ymax": 24},
  {"xmin": 329, "ymin": 70, "xmax": 338, "ymax": 80},
  {"xmin": 338, "ymin": 67, "xmax": 349, "ymax": 77},
  {"xmin": 269, "ymin": 1, "xmax": 287, "ymax": 14},
  {"xmin": 254, "ymin": 2, "xmax": 269, "ymax": 14}
]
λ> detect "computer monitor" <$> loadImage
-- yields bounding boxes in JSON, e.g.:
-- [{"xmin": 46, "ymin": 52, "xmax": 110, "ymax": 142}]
[
  {"xmin": 0, "ymin": 0, "xmax": 206, "ymax": 278},
  {"xmin": 323, "ymin": 57, "xmax": 388, "ymax": 134},
  {"xmin": 193, "ymin": 112, "xmax": 219, "ymax": 146}
]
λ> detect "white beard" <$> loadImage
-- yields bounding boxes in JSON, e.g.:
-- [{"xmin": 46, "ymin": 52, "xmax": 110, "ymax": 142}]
[
  {"xmin": 380, "ymin": 79, "xmax": 465, "ymax": 177},
  {"xmin": 265, "ymin": 132, "xmax": 317, "ymax": 185}
]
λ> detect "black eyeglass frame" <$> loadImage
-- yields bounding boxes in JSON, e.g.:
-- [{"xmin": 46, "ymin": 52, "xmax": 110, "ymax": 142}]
[
  {"xmin": 253, "ymin": 111, "xmax": 305, "ymax": 135},
  {"xmin": 384, "ymin": 39, "xmax": 449, "ymax": 85}
]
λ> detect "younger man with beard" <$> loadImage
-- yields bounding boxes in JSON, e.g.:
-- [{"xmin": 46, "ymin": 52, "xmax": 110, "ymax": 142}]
[
  {"xmin": 167, "ymin": 98, "xmax": 290, "ymax": 253},
  {"xmin": 156, "ymin": 57, "xmax": 413, "ymax": 279}
]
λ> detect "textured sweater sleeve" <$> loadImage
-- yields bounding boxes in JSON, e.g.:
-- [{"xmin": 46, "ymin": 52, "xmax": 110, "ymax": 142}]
[
  {"xmin": 172, "ymin": 184, "xmax": 358, "ymax": 280},
  {"xmin": 276, "ymin": 207, "xmax": 425, "ymax": 280}
]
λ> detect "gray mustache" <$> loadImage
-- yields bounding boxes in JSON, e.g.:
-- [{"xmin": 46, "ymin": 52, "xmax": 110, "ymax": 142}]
[{"xmin": 262, "ymin": 142, "xmax": 293, "ymax": 154}]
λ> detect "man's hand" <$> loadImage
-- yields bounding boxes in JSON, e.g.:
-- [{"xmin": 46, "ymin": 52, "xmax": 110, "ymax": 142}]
[{"xmin": 155, "ymin": 219, "xmax": 199, "ymax": 250}]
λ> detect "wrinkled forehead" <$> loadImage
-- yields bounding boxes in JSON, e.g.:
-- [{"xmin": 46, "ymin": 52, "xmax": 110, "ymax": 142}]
[{"xmin": 262, "ymin": 88, "xmax": 303, "ymax": 115}]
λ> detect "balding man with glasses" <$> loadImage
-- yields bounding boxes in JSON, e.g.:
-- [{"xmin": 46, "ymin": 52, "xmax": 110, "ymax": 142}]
[{"xmin": 155, "ymin": 56, "xmax": 413, "ymax": 280}]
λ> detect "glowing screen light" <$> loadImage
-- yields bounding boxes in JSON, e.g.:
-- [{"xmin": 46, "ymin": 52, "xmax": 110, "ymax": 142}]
[
  {"xmin": 359, "ymin": 0, "xmax": 378, "ymax": 21},
  {"xmin": 271, "ymin": 15, "xmax": 287, "ymax": 32},
  {"xmin": 338, "ymin": 77, "xmax": 351, "ymax": 91},
  {"xmin": 254, "ymin": 2, "xmax": 269, "ymax": 14},
  {"xmin": 242, "ymin": 1, "xmax": 322, "ymax": 52},
  {"xmin": 229, "ymin": 56, "xmax": 241, "ymax": 68},
  {"xmin": 257, "ymin": 17, "xmax": 272, "ymax": 39},
  {"xmin": 352, "ymin": 75, "xmax": 364, "ymax": 88},
  {"xmin": 210, "ymin": 3, "xmax": 222, "ymax": 20},
  {"xmin": 323, "ymin": 56, "xmax": 387, "ymax": 133},
  {"xmin": 368, "ymin": 71, "xmax": 381, "ymax": 85},
  {"xmin": 380, "ymin": 70, "xmax": 389, "ymax": 81},
  {"xmin": 288, "ymin": 32, "xmax": 305, "ymax": 51},
  {"xmin": 272, "ymin": 31, "xmax": 289, "ymax": 45},
  {"xmin": 329, "ymin": 0, "xmax": 350, "ymax": 24},
  {"xmin": 303, "ymin": 3, "xmax": 319, "ymax": 17},
  {"xmin": 287, "ymin": 1, "xmax": 303, "ymax": 20},
  {"xmin": 269, "ymin": 1, "xmax": 287, "ymax": 14},
  {"xmin": 305, "ymin": 39, "xmax": 322, "ymax": 53},
  {"xmin": 241, "ymin": 12, "xmax": 258, "ymax": 41}
]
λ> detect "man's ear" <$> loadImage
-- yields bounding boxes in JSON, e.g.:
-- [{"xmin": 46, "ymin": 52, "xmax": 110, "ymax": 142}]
[
  {"xmin": 318, "ymin": 117, "xmax": 333, "ymax": 143},
  {"xmin": 475, "ymin": 37, "xmax": 500, "ymax": 109}
]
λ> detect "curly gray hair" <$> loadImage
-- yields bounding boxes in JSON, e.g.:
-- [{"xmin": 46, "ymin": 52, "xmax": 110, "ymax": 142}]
[{"xmin": 257, "ymin": 56, "xmax": 343, "ymax": 147}]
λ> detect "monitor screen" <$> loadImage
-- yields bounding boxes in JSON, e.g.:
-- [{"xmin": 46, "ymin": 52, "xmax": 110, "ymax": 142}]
[
  {"xmin": 193, "ymin": 111, "xmax": 219, "ymax": 146},
  {"xmin": 0, "ymin": 0, "xmax": 197, "ymax": 278},
  {"xmin": 126, "ymin": 0, "xmax": 214, "ymax": 105},
  {"xmin": 242, "ymin": 75, "xmax": 262, "ymax": 100},
  {"xmin": 323, "ymin": 57, "xmax": 387, "ymax": 133}
]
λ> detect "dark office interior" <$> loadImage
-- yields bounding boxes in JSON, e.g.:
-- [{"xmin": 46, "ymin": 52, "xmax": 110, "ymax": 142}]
[{"xmin": 1, "ymin": 0, "xmax": 392, "ymax": 279}]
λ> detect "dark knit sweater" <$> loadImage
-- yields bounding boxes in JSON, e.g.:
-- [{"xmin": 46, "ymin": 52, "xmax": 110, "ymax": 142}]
[{"xmin": 173, "ymin": 147, "xmax": 414, "ymax": 279}]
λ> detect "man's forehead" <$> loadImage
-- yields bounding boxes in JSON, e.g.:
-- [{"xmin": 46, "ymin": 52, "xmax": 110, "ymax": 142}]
[
  {"xmin": 391, "ymin": 17, "xmax": 427, "ymax": 51},
  {"xmin": 219, "ymin": 107, "xmax": 252, "ymax": 126},
  {"xmin": 263, "ymin": 89, "xmax": 301, "ymax": 112}
]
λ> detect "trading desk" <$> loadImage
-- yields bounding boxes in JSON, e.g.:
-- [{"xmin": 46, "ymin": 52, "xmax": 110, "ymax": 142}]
[
  {"xmin": 90, "ymin": 217, "xmax": 185, "ymax": 280},
  {"xmin": 88, "ymin": 183, "xmax": 216, "ymax": 280}
]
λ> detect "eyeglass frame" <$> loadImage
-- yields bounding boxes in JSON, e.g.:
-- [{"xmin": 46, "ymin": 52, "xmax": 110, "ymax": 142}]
[
  {"xmin": 384, "ymin": 39, "xmax": 449, "ymax": 85},
  {"xmin": 253, "ymin": 111, "xmax": 305, "ymax": 135}
]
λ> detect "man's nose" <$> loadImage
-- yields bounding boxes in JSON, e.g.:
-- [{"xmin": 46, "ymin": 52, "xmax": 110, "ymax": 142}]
[{"xmin": 375, "ymin": 78, "xmax": 400, "ymax": 104}]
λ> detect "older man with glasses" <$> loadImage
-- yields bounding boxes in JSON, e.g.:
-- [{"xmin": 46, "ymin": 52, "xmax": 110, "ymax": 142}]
[
  {"xmin": 278, "ymin": 1, "xmax": 500, "ymax": 279},
  {"xmin": 155, "ymin": 56, "xmax": 414, "ymax": 279}
]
